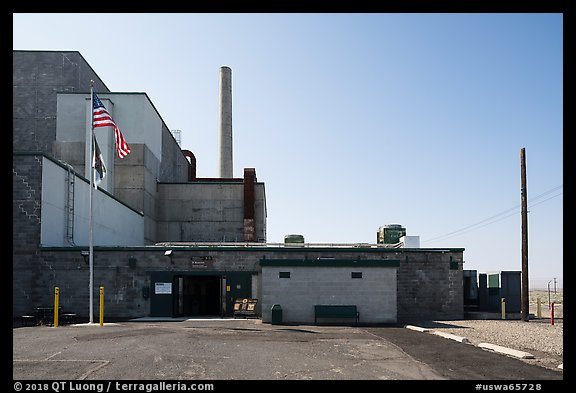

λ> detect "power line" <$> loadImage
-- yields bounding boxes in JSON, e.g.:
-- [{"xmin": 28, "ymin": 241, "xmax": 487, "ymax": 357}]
[
  {"xmin": 422, "ymin": 185, "xmax": 562, "ymax": 244},
  {"xmin": 528, "ymin": 191, "xmax": 563, "ymax": 209},
  {"xmin": 424, "ymin": 192, "xmax": 562, "ymax": 243}
]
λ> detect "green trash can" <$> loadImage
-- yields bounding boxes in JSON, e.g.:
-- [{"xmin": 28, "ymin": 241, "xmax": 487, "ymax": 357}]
[{"xmin": 271, "ymin": 304, "xmax": 282, "ymax": 325}]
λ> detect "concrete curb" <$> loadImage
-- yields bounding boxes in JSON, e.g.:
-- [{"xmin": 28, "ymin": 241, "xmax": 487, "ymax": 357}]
[
  {"xmin": 404, "ymin": 325, "xmax": 431, "ymax": 333},
  {"xmin": 403, "ymin": 325, "xmax": 555, "ymax": 365},
  {"xmin": 403, "ymin": 325, "xmax": 469, "ymax": 343},
  {"xmin": 431, "ymin": 330, "xmax": 470, "ymax": 343},
  {"xmin": 478, "ymin": 343, "xmax": 535, "ymax": 359}
]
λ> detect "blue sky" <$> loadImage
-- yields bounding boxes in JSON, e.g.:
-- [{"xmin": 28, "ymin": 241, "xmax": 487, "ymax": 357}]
[{"xmin": 13, "ymin": 13, "xmax": 563, "ymax": 289}]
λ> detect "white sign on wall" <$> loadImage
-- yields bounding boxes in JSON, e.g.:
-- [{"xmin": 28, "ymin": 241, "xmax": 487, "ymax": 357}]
[{"xmin": 155, "ymin": 282, "xmax": 172, "ymax": 295}]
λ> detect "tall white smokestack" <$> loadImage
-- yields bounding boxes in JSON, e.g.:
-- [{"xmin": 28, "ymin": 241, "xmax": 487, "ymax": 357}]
[{"xmin": 218, "ymin": 66, "xmax": 233, "ymax": 178}]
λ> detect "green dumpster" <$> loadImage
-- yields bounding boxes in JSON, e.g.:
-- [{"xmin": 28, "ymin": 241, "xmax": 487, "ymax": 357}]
[{"xmin": 271, "ymin": 304, "xmax": 282, "ymax": 325}]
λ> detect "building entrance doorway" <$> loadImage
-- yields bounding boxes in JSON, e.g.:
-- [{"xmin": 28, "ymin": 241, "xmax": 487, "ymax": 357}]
[
  {"xmin": 149, "ymin": 270, "xmax": 254, "ymax": 318},
  {"xmin": 173, "ymin": 275, "xmax": 221, "ymax": 317}
]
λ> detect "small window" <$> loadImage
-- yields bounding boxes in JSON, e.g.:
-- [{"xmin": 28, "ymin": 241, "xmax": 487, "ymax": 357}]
[
  {"xmin": 351, "ymin": 272, "xmax": 363, "ymax": 279},
  {"xmin": 279, "ymin": 272, "xmax": 291, "ymax": 279}
]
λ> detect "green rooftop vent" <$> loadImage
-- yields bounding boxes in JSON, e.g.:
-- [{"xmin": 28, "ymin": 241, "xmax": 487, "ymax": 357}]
[
  {"xmin": 377, "ymin": 224, "xmax": 406, "ymax": 245},
  {"xmin": 284, "ymin": 234, "xmax": 305, "ymax": 244}
]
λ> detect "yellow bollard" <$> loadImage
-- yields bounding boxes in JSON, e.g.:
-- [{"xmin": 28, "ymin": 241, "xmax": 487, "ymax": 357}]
[
  {"xmin": 537, "ymin": 298, "xmax": 542, "ymax": 319},
  {"xmin": 99, "ymin": 286, "xmax": 104, "ymax": 327},
  {"xmin": 501, "ymin": 298, "xmax": 506, "ymax": 320},
  {"xmin": 54, "ymin": 287, "xmax": 59, "ymax": 328}
]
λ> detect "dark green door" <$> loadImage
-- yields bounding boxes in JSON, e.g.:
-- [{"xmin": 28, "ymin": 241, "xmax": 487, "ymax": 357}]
[
  {"xmin": 224, "ymin": 272, "xmax": 253, "ymax": 316},
  {"xmin": 149, "ymin": 271, "xmax": 174, "ymax": 317},
  {"xmin": 173, "ymin": 276, "xmax": 184, "ymax": 317}
]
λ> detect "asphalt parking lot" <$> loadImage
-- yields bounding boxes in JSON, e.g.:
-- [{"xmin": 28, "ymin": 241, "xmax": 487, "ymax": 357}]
[{"xmin": 13, "ymin": 319, "xmax": 563, "ymax": 381}]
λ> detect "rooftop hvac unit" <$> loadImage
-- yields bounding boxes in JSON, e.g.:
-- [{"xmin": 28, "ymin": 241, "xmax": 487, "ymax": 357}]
[
  {"xmin": 377, "ymin": 224, "xmax": 406, "ymax": 244},
  {"xmin": 284, "ymin": 234, "xmax": 304, "ymax": 243},
  {"xmin": 284, "ymin": 234, "xmax": 304, "ymax": 247}
]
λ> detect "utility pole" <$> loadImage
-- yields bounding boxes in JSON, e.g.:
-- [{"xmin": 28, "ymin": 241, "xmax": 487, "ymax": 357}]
[{"xmin": 520, "ymin": 148, "xmax": 529, "ymax": 321}]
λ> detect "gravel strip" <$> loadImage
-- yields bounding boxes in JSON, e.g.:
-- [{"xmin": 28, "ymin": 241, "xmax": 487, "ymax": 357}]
[
  {"xmin": 418, "ymin": 313, "xmax": 564, "ymax": 372},
  {"xmin": 430, "ymin": 319, "xmax": 563, "ymax": 357}
]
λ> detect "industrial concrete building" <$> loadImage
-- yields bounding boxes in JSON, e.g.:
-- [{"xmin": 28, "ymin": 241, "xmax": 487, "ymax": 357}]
[{"xmin": 13, "ymin": 50, "xmax": 465, "ymax": 324}]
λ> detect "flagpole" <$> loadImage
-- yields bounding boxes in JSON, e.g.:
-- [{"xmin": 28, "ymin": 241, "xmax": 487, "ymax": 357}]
[{"xmin": 89, "ymin": 80, "xmax": 95, "ymax": 324}]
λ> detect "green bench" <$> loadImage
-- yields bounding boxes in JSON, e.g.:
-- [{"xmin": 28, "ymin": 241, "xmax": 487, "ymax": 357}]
[{"xmin": 314, "ymin": 305, "xmax": 359, "ymax": 325}]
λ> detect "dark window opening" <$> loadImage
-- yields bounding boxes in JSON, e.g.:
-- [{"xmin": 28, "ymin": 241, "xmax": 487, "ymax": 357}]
[
  {"xmin": 351, "ymin": 272, "xmax": 363, "ymax": 279},
  {"xmin": 279, "ymin": 272, "xmax": 291, "ymax": 278}
]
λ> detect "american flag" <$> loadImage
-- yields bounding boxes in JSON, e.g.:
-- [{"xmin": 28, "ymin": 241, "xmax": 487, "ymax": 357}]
[{"xmin": 92, "ymin": 92, "xmax": 131, "ymax": 158}]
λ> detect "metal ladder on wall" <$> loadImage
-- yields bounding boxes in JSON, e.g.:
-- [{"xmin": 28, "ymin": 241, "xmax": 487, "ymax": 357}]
[{"xmin": 65, "ymin": 163, "xmax": 76, "ymax": 246}]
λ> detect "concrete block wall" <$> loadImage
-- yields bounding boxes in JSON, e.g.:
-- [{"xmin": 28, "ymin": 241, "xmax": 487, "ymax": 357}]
[
  {"xmin": 13, "ymin": 154, "xmax": 44, "ymax": 316},
  {"xmin": 16, "ymin": 250, "xmax": 155, "ymax": 319},
  {"xmin": 261, "ymin": 266, "xmax": 397, "ymax": 324},
  {"xmin": 156, "ymin": 182, "xmax": 243, "ymax": 242},
  {"xmin": 257, "ymin": 249, "xmax": 464, "ymax": 322},
  {"xmin": 21, "ymin": 247, "xmax": 266, "ymax": 319},
  {"xmin": 13, "ymin": 246, "xmax": 464, "ymax": 321},
  {"xmin": 13, "ymin": 51, "xmax": 108, "ymax": 154},
  {"xmin": 14, "ymin": 51, "xmax": 192, "ymax": 247},
  {"xmin": 156, "ymin": 182, "xmax": 266, "ymax": 243},
  {"xmin": 396, "ymin": 252, "xmax": 464, "ymax": 321}
]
